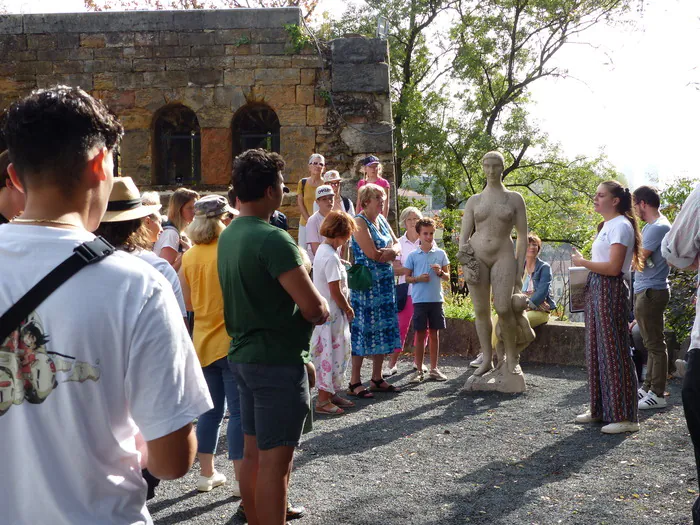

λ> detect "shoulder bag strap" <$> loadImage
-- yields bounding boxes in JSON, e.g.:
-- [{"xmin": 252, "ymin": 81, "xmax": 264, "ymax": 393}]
[{"xmin": 0, "ymin": 236, "xmax": 115, "ymax": 343}]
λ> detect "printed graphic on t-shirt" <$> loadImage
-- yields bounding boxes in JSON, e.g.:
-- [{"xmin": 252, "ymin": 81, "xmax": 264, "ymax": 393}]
[{"xmin": 0, "ymin": 312, "xmax": 100, "ymax": 416}]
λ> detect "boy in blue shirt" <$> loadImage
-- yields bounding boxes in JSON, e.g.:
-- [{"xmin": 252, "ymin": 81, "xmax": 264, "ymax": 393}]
[{"xmin": 404, "ymin": 217, "xmax": 450, "ymax": 382}]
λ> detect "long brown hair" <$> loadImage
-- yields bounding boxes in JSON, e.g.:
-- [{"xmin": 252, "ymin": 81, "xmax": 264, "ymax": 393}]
[
  {"xmin": 599, "ymin": 180, "xmax": 643, "ymax": 271},
  {"xmin": 166, "ymin": 188, "xmax": 199, "ymax": 233}
]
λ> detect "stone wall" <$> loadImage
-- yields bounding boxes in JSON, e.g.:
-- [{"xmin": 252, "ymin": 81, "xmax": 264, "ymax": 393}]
[{"xmin": 0, "ymin": 8, "xmax": 394, "ymax": 237}]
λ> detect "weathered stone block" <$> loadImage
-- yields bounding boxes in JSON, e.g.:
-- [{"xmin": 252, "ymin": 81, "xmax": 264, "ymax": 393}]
[
  {"xmin": 276, "ymin": 105, "xmax": 307, "ymax": 126},
  {"xmin": 105, "ymin": 32, "xmax": 134, "ymax": 47},
  {"xmin": 251, "ymin": 28, "xmax": 289, "ymax": 43},
  {"xmin": 306, "ymin": 106, "xmax": 327, "ymax": 126},
  {"xmin": 0, "ymin": 15, "xmax": 23, "ymax": 35},
  {"xmin": 331, "ymin": 37, "xmax": 388, "ymax": 64},
  {"xmin": 258, "ymin": 43, "xmax": 289, "ymax": 55},
  {"xmin": 179, "ymin": 87, "xmax": 215, "ymax": 111},
  {"xmin": 166, "ymin": 57, "xmax": 202, "ymax": 71},
  {"xmin": 190, "ymin": 45, "xmax": 226, "ymax": 57},
  {"xmin": 37, "ymin": 73, "xmax": 93, "ymax": 90},
  {"xmin": 235, "ymin": 55, "xmax": 291, "ymax": 69},
  {"xmin": 198, "ymin": 56, "xmax": 235, "ymax": 69},
  {"xmin": 134, "ymin": 32, "xmax": 158, "ymax": 47},
  {"xmin": 224, "ymin": 44, "xmax": 258, "ymax": 56},
  {"xmin": 197, "ymin": 106, "xmax": 233, "ymax": 128},
  {"xmin": 224, "ymin": 69, "xmax": 255, "ymax": 86},
  {"xmin": 291, "ymin": 55, "xmax": 323, "ymax": 68},
  {"xmin": 117, "ymin": 73, "xmax": 147, "ymax": 90},
  {"xmin": 118, "ymin": 107, "xmax": 153, "ymax": 130},
  {"xmin": 332, "ymin": 63, "xmax": 389, "ymax": 93},
  {"xmin": 119, "ymin": 129, "xmax": 151, "ymax": 169},
  {"xmin": 93, "ymin": 89, "xmax": 136, "ymax": 111},
  {"xmin": 133, "ymin": 59, "xmax": 166, "ymax": 72},
  {"xmin": 249, "ymin": 84, "xmax": 296, "ymax": 105},
  {"xmin": 53, "ymin": 61, "xmax": 85, "ymax": 74},
  {"xmin": 143, "ymin": 70, "xmax": 188, "ymax": 88},
  {"xmin": 0, "ymin": 78, "xmax": 34, "ymax": 94},
  {"xmin": 16, "ymin": 50, "xmax": 37, "ymax": 61},
  {"xmin": 93, "ymin": 47, "xmax": 123, "ymax": 59},
  {"xmin": 340, "ymin": 122, "xmax": 393, "ymax": 154},
  {"xmin": 254, "ymin": 68, "xmax": 300, "ymax": 85},
  {"xmin": 16, "ymin": 61, "xmax": 52, "ymax": 75},
  {"xmin": 214, "ymin": 85, "xmax": 247, "ymax": 110},
  {"xmin": 159, "ymin": 31, "xmax": 180, "ymax": 46},
  {"xmin": 93, "ymin": 72, "xmax": 118, "ymax": 90},
  {"xmin": 296, "ymin": 85, "xmax": 315, "ymax": 105},
  {"xmin": 134, "ymin": 88, "xmax": 167, "ymax": 111},
  {"xmin": 37, "ymin": 48, "xmax": 93, "ymax": 61},
  {"xmin": 179, "ymin": 32, "xmax": 216, "ymax": 46},
  {"xmin": 215, "ymin": 29, "xmax": 250, "ymax": 45},
  {"xmin": 123, "ymin": 46, "xmax": 154, "ymax": 59},
  {"xmin": 187, "ymin": 69, "xmax": 223, "ymax": 87},
  {"xmin": 27, "ymin": 33, "xmax": 79, "ymax": 50},
  {"xmin": 300, "ymin": 68, "xmax": 316, "ymax": 85},
  {"xmin": 80, "ymin": 33, "xmax": 106, "ymax": 48},
  {"xmin": 154, "ymin": 46, "xmax": 191, "ymax": 58},
  {"xmin": 201, "ymin": 128, "xmax": 233, "ymax": 185},
  {"xmin": 87, "ymin": 59, "xmax": 134, "ymax": 73}
]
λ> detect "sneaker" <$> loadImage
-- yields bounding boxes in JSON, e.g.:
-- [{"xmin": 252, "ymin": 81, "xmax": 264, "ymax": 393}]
[
  {"xmin": 409, "ymin": 371, "xmax": 424, "ymax": 383},
  {"xmin": 674, "ymin": 359, "xmax": 687, "ymax": 379},
  {"xmin": 428, "ymin": 368, "xmax": 448, "ymax": 381},
  {"xmin": 197, "ymin": 470, "xmax": 226, "ymax": 492},
  {"xmin": 637, "ymin": 387, "xmax": 648, "ymax": 400},
  {"xmin": 413, "ymin": 363, "xmax": 428, "ymax": 373},
  {"xmin": 469, "ymin": 353, "xmax": 483, "ymax": 368},
  {"xmin": 575, "ymin": 411, "xmax": 602, "ymax": 424},
  {"xmin": 601, "ymin": 421, "xmax": 640, "ymax": 434},
  {"xmin": 639, "ymin": 391, "xmax": 667, "ymax": 410},
  {"xmin": 382, "ymin": 365, "xmax": 398, "ymax": 378}
]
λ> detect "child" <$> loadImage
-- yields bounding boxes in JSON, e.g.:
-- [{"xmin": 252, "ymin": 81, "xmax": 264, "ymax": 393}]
[
  {"xmin": 356, "ymin": 155, "xmax": 390, "ymax": 216},
  {"xmin": 403, "ymin": 217, "xmax": 450, "ymax": 382},
  {"xmin": 311, "ymin": 211, "xmax": 359, "ymax": 414},
  {"xmin": 305, "ymin": 185, "xmax": 336, "ymax": 262}
]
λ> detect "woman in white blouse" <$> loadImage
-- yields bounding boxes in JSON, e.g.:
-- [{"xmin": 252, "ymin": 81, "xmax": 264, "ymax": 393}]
[{"xmin": 572, "ymin": 180, "xmax": 643, "ymax": 434}]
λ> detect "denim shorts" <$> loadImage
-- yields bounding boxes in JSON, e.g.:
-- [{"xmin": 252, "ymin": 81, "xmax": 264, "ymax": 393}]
[
  {"xmin": 228, "ymin": 362, "xmax": 310, "ymax": 450},
  {"xmin": 413, "ymin": 302, "xmax": 446, "ymax": 331}
]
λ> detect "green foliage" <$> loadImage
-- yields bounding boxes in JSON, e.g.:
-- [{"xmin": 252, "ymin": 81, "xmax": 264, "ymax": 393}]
[
  {"xmin": 443, "ymin": 293, "xmax": 476, "ymax": 321},
  {"xmin": 232, "ymin": 35, "xmax": 251, "ymax": 46},
  {"xmin": 397, "ymin": 195, "xmax": 428, "ymax": 217},
  {"xmin": 660, "ymin": 177, "xmax": 697, "ymax": 223},
  {"xmin": 284, "ymin": 23, "xmax": 312, "ymax": 53},
  {"xmin": 318, "ymin": 89, "xmax": 331, "ymax": 104}
]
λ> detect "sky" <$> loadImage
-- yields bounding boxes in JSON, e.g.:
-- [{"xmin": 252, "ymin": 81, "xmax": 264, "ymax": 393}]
[{"xmin": 4, "ymin": 0, "xmax": 699, "ymax": 189}]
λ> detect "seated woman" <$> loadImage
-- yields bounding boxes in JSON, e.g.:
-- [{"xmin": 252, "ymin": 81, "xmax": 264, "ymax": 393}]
[{"xmin": 470, "ymin": 232, "xmax": 555, "ymax": 368}]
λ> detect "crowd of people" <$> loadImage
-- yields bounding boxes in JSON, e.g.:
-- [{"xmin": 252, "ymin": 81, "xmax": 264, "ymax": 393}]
[{"xmin": 2, "ymin": 86, "xmax": 700, "ymax": 524}]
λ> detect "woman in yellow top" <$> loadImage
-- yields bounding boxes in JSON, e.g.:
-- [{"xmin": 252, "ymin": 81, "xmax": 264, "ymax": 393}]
[
  {"xmin": 296, "ymin": 153, "xmax": 325, "ymax": 248},
  {"xmin": 179, "ymin": 194, "xmax": 242, "ymax": 495}
]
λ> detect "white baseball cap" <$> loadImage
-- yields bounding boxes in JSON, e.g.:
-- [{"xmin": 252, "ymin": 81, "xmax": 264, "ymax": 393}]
[
  {"xmin": 323, "ymin": 170, "xmax": 341, "ymax": 183},
  {"xmin": 315, "ymin": 185, "xmax": 335, "ymax": 199}
]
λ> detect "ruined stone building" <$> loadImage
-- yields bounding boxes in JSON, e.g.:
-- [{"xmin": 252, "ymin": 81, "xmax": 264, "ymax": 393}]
[{"xmin": 0, "ymin": 7, "xmax": 394, "ymax": 236}]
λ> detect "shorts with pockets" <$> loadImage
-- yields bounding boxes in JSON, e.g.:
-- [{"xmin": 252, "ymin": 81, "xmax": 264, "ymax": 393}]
[{"xmin": 412, "ymin": 301, "xmax": 446, "ymax": 331}]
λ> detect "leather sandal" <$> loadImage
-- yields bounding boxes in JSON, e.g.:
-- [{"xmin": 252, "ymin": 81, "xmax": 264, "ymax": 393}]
[
  {"xmin": 347, "ymin": 381, "xmax": 374, "ymax": 398},
  {"xmin": 370, "ymin": 378, "xmax": 401, "ymax": 393},
  {"xmin": 315, "ymin": 400, "xmax": 344, "ymax": 415}
]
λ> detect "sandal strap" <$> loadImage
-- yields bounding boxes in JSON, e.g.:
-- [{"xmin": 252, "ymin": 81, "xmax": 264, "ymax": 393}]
[
  {"xmin": 371, "ymin": 378, "xmax": 385, "ymax": 386},
  {"xmin": 348, "ymin": 381, "xmax": 363, "ymax": 390}
]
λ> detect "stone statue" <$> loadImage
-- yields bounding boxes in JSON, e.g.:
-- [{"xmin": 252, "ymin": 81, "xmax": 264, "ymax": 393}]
[{"xmin": 459, "ymin": 151, "xmax": 530, "ymax": 392}]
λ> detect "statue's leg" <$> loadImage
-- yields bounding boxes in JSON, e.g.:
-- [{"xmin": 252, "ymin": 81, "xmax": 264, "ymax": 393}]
[
  {"xmin": 492, "ymin": 256, "xmax": 520, "ymax": 374},
  {"xmin": 467, "ymin": 260, "xmax": 493, "ymax": 376}
]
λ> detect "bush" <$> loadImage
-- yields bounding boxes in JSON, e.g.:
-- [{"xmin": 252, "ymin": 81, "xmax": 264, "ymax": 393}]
[{"xmin": 443, "ymin": 293, "xmax": 476, "ymax": 321}]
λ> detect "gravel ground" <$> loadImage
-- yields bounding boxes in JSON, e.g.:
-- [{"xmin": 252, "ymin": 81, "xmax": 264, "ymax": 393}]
[{"xmin": 151, "ymin": 357, "xmax": 697, "ymax": 525}]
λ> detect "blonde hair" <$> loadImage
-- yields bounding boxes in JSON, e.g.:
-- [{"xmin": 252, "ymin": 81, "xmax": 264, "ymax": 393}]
[
  {"xmin": 185, "ymin": 215, "xmax": 225, "ymax": 245},
  {"xmin": 358, "ymin": 183, "xmax": 385, "ymax": 208},
  {"xmin": 166, "ymin": 188, "xmax": 199, "ymax": 233}
]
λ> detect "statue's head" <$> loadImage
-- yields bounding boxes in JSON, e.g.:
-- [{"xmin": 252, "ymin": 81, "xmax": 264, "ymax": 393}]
[{"xmin": 482, "ymin": 151, "xmax": 505, "ymax": 181}]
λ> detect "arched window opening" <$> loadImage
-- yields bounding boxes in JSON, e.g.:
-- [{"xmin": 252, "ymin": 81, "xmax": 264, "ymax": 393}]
[
  {"xmin": 153, "ymin": 104, "xmax": 201, "ymax": 185},
  {"xmin": 231, "ymin": 104, "xmax": 280, "ymax": 157}
]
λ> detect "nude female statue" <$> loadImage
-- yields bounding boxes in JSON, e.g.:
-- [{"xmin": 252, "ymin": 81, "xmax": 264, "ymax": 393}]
[{"xmin": 459, "ymin": 151, "xmax": 528, "ymax": 376}]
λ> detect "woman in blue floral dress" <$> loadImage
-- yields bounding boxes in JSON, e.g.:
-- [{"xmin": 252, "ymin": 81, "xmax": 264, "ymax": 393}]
[{"xmin": 348, "ymin": 183, "xmax": 402, "ymax": 398}]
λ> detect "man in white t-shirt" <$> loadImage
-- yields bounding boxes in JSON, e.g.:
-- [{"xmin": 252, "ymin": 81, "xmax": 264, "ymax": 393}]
[{"xmin": 0, "ymin": 86, "xmax": 212, "ymax": 525}]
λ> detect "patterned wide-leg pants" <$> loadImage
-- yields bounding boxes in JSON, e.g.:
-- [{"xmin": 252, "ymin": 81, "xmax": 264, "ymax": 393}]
[{"xmin": 584, "ymin": 273, "xmax": 639, "ymax": 423}]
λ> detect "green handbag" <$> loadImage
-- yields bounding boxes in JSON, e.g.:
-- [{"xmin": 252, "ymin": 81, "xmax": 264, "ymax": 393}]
[{"xmin": 347, "ymin": 264, "xmax": 372, "ymax": 291}]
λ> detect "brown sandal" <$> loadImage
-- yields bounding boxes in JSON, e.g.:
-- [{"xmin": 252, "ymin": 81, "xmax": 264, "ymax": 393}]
[
  {"xmin": 347, "ymin": 382, "xmax": 374, "ymax": 398},
  {"xmin": 315, "ymin": 400, "xmax": 344, "ymax": 415},
  {"xmin": 370, "ymin": 378, "xmax": 401, "ymax": 393},
  {"xmin": 331, "ymin": 395, "xmax": 355, "ymax": 408}
]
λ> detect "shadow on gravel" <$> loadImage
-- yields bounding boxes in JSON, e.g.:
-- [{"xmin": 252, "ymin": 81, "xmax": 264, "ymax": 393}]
[
  {"xmin": 427, "ymin": 429, "xmax": 628, "ymax": 524},
  {"xmin": 152, "ymin": 495, "xmax": 239, "ymax": 524},
  {"xmin": 148, "ymin": 491, "xmax": 200, "ymax": 514}
]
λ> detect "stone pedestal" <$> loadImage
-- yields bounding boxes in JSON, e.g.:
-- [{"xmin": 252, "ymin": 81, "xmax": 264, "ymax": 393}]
[{"xmin": 462, "ymin": 366, "xmax": 526, "ymax": 394}]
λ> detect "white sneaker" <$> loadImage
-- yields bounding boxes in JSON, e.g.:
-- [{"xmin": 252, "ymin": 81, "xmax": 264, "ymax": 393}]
[
  {"xmin": 428, "ymin": 368, "xmax": 448, "ymax": 381},
  {"xmin": 382, "ymin": 365, "xmax": 398, "ymax": 378},
  {"xmin": 674, "ymin": 359, "xmax": 687, "ymax": 379},
  {"xmin": 639, "ymin": 391, "xmax": 667, "ymax": 410},
  {"xmin": 575, "ymin": 410, "xmax": 602, "ymax": 424},
  {"xmin": 637, "ymin": 387, "xmax": 648, "ymax": 400},
  {"xmin": 469, "ymin": 353, "xmax": 483, "ymax": 368},
  {"xmin": 601, "ymin": 421, "xmax": 640, "ymax": 434},
  {"xmin": 409, "ymin": 371, "xmax": 424, "ymax": 383},
  {"xmin": 197, "ymin": 471, "xmax": 227, "ymax": 492},
  {"xmin": 412, "ymin": 363, "xmax": 428, "ymax": 373}
]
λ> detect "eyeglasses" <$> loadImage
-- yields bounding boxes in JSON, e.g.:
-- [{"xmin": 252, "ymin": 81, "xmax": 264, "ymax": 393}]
[{"xmin": 309, "ymin": 162, "xmax": 325, "ymax": 166}]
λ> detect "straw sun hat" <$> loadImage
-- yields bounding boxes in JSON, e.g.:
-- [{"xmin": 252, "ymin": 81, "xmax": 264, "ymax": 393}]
[{"xmin": 101, "ymin": 177, "xmax": 161, "ymax": 223}]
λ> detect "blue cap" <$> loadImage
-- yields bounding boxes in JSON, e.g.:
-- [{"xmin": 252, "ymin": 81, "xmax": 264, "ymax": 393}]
[{"xmin": 361, "ymin": 155, "xmax": 380, "ymax": 166}]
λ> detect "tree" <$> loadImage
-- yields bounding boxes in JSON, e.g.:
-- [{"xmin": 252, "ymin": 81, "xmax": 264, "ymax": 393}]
[{"xmin": 84, "ymin": 0, "xmax": 319, "ymax": 20}]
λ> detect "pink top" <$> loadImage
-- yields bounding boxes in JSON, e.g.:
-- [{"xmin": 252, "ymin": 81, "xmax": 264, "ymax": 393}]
[{"xmin": 357, "ymin": 177, "xmax": 391, "ymax": 212}]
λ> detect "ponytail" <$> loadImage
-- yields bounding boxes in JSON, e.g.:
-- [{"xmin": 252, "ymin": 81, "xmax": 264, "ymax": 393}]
[{"xmin": 601, "ymin": 181, "xmax": 643, "ymax": 271}]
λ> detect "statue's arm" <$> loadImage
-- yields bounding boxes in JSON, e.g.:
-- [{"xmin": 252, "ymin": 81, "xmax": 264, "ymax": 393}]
[
  {"xmin": 513, "ymin": 192, "xmax": 528, "ymax": 292},
  {"xmin": 460, "ymin": 197, "xmax": 476, "ymax": 247}
]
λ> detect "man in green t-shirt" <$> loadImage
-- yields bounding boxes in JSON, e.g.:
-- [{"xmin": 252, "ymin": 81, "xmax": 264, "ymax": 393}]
[{"xmin": 218, "ymin": 149, "xmax": 329, "ymax": 525}]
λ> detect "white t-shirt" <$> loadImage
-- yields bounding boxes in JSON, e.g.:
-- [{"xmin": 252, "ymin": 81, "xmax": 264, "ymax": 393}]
[
  {"xmin": 592, "ymin": 215, "xmax": 635, "ymax": 277},
  {"xmin": 153, "ymin": 227, "xmax": 179, "ymax": 257},
  {"xmin": 0, "ymin": 224, "xmax": 212, "ymax": 525},
  {"xmin": 312, "ymin": 243, "xmax": 347, "ymax": 312},
  {"xmin": 134, "ymin": 249, "xmax": 187, "ymax": 316},
  {"xmin": 306, "ymin": 211, "xmax": 330, "ymax": 263}
]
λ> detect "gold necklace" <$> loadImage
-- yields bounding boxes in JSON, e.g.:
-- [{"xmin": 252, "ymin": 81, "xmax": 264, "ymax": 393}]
[{"xmin": 12, "ymin": 218, "xmax": 80, "ymax": 228}]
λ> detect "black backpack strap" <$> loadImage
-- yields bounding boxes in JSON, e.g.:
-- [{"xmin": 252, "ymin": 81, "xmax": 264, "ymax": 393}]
[
  {"xmin": 301, "ymin": 178, "xmax": 307, "ymax": 192},
  {"xmin": 0, "ymin": 236, "xmax": 115, "ymax": 343},
  {"xmin": 342, "ymin": 196, "xmax": 351, "ymax": 211}
]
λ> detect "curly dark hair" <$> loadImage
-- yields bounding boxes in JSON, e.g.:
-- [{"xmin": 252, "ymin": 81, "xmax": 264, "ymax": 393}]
[
  {"xmin": 231, "ymin": 148, "xmax": 285, "ymax": 203},
  {"xmin": 2, "ymin": 85, "xmax": 123, "ymax": 194},
  {"xmin": 21, "ymin": 321, "xmax": 49, "ymax": 348}
]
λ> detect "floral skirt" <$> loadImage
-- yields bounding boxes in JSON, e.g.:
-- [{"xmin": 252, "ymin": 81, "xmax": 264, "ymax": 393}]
[{"xmin": 311, "ymin": 308, "xmax": 351, "ymax": 395}]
